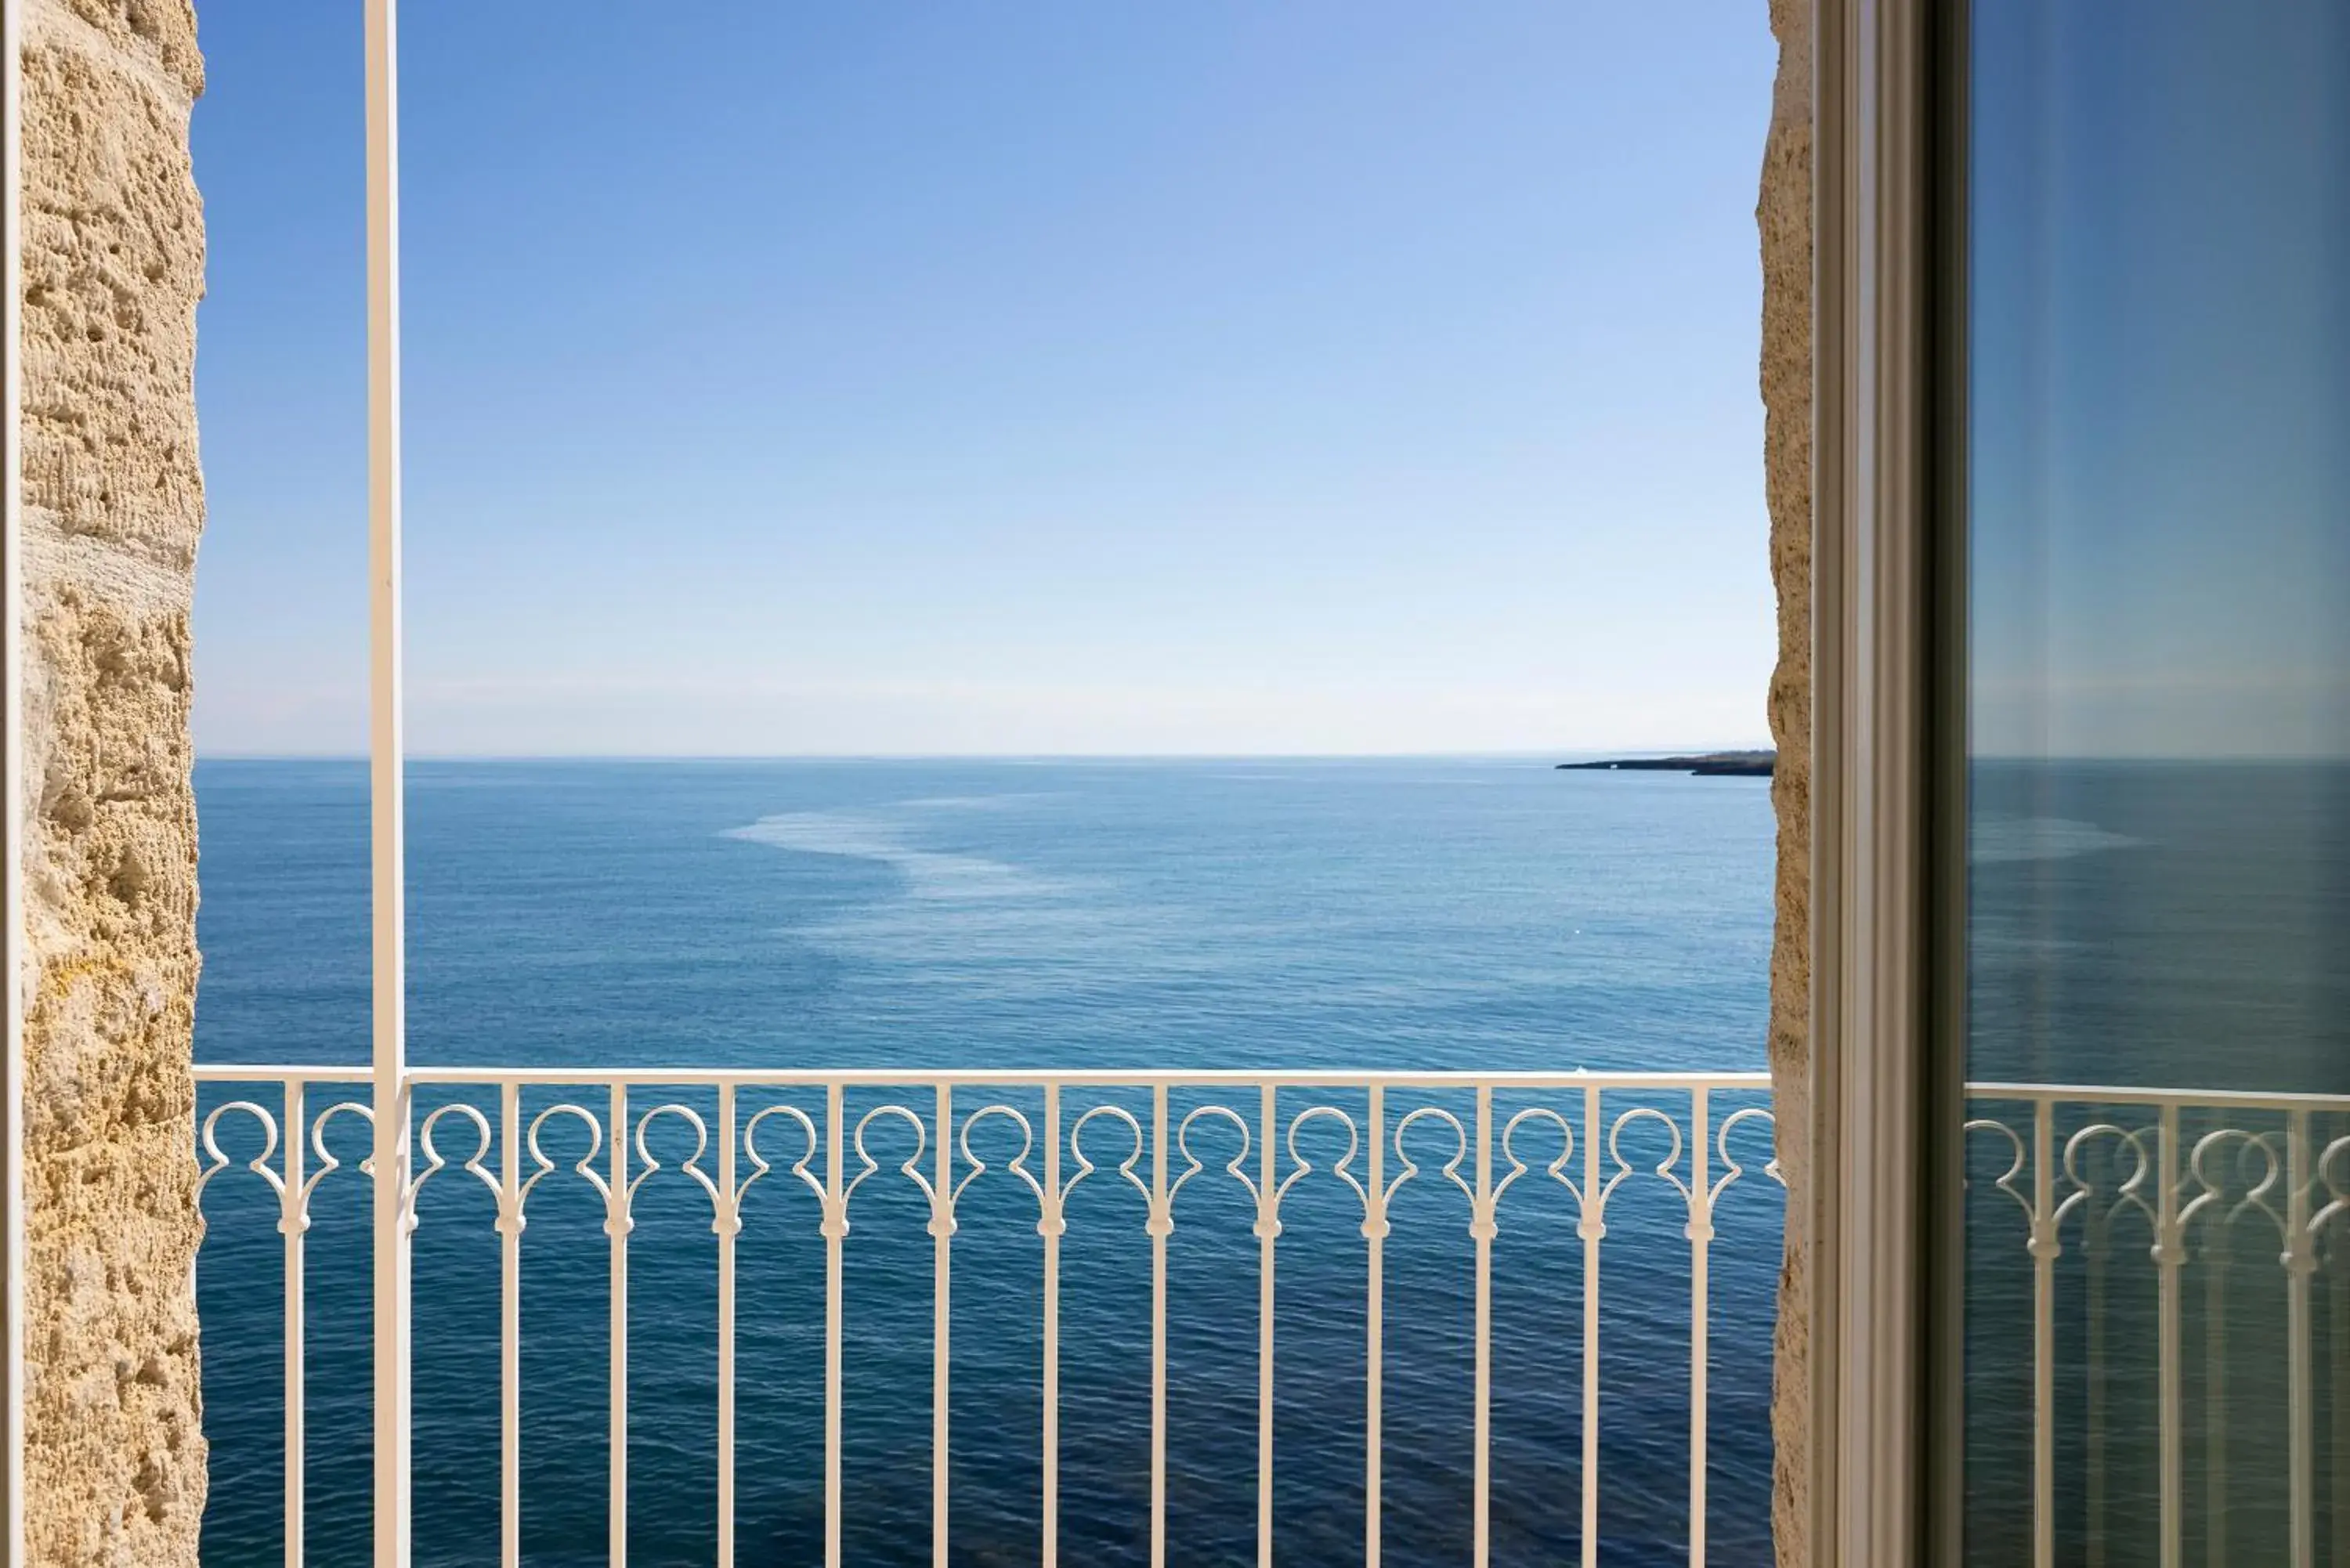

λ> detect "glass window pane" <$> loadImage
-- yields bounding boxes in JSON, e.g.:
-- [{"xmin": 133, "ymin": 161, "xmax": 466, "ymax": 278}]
[{"xmin": 1964, "ymin": 2, "xmax": 2350, "ymax": 1563}]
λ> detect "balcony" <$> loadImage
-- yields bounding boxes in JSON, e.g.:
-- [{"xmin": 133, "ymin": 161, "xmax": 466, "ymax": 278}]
[
  {"xmin": 191, "ymin": 1067, "xmax": 1784, "ymax": 1567},
  {"xmin": 190, "ymin": 1068, "xmax": 2350, "ymax": 1566}
]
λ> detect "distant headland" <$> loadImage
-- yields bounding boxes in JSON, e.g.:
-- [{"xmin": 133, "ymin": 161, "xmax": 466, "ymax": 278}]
[{"xmin": 1556, "ymin": 750, "xmax": 1775, "ymax": 778}]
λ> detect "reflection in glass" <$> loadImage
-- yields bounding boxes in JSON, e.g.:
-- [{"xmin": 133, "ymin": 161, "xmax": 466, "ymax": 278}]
[{"xmin": 1963, "ymin": 2, "xmax": 2350, "ymax": 1564}]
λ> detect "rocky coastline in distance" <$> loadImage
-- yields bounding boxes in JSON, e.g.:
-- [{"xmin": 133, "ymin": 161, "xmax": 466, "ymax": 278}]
[{"xmin": 1556, "ymin": 750, "xmax": 1775, "ymax": 778}]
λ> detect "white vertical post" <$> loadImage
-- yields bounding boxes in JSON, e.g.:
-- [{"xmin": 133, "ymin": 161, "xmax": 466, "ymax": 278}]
[
  {"xmin": 824, "ymin": 1082, "xmax": 844, "ymax": 1568},
  {"xmin": 2287, "ymin": 1111, "xmax": 2314, "ymax": 1568},
  {"xmin": 1687, "ymin": 1089, "xmax": 1711, "ymax": 1568},
  {"xmin": 1471, "ymin": 1086, "xmax": 1492, "ymax": 1568},
  {"xmin": 2031, "ymin": 1100, "xmax": 2055, "ymax": 1568},
  {"xmin": 363, "ymin": 2, "xmax": 410, "ymax": 1563},
  {"xmin": 2155, "ymin": 1106, "xmax": 2181, "ymax": 1568},
  {"xmin": 283, "ymin": 1079, "xmax": 307, "ymax": 1568},
  {"xmin": 1579, "ymin": 1085, "xmax": 1603, "ymax": 1568},
  {"xmin": 1148, "ymin": 1085, "xmax": 1169, "ymax": 1568},
  {"xmin": 2086, "ymin": 1190, "xmax": 2106, "ymax": 1568},
  {"xmin": 2206, "ymin": 1239, "xmax": 2228, "ymax": 1568},
  {"xmin": 717, "ymin": 1082, "xmax": 738, "ymax": 1568},
  {"xmin": 1257, "ymin": 1084, "xmax": 1277, "ymax": 1568},
  {"xmin": 1041, "ymin": 1083, "xmax": 1062, "ymax": 1568},
  {"xmin": 607, "ymin": 1082, "xmax": 629, "ymax": 1568},
  {"xmin": 1363, "ymin": 1086, "xmax": 1385, "ymax": 1568},
  {"xmin": 2333, "ymin": 1233, "xmax": 2348, "ymax": 1568},
  {"xmin": 931, "ymin": 1082, "xmax": 950, "ymax": 1568},
  {"xmin": 498, "ymin": 1083, "xmax": 520, "ymax": 1568}
]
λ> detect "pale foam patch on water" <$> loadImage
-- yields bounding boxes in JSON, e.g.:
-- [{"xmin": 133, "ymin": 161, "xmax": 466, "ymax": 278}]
[
  {"xmin": 895, "ymin": 792, "xmax": 1061, "ymax": 812},
  {"xmin": 1970, "ymin": 815, "xmax": 2146, "ymax": 863},
  {"xmin": 723, "ymin": 800, "xmax": 1225, "ymax": 991},
  {"xmin": 725, "ymin": 807, "xmax": 1059, "ymax": 900}
]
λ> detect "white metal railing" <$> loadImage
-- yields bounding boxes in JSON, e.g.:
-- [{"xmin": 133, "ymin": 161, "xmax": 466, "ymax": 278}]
[
  {"xmin": 191, "ymin": 1071, "xmax": 2350, "ymax": 1567},
  {"xmin": 192, "ymin": 1065, "xmax": 1781, "ymax": 1568},
  {"xmin": 1963, "ymin": 1084, "xmax": 2350, "ymax": 1568}
]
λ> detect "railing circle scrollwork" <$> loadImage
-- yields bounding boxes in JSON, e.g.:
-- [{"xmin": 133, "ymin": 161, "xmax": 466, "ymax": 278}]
[
  {"xmin": 844, "ymin": 1104, "xmax": 937, "ymax": 1227},
  {"xmin": 1065, "ymin": 1104, "xmax": 1149, "ymax": 1213},
  {"xmin": 196, "ymin": 1100, "xmax": 284, "ymax": 1208},
  {"xmin": 629, "ymin": 1104, "xmax": 724, "ymax": 1225},
  {"xmin": 1274, "ymin": 1106, "xmax": 1366, "ymax": 1221},
  {"xmin": 2182, "ymin": 1125, "xmax": 2284, "ymax": 1260},
  {"xmin": 1961, "ymin": 1117, "xmax": 2037, "ymax": 1241},
  {"xmin": 296, "ymin": 1102, "xmax": 378, "ymax": 1232},
  {"xmin": 1386, "ymin": 1105, "xmax": 1470, "ymax": 1210},
  {"xmin": 739, "ymin": 1103, "xmax": 827, "ymax": 1220},
  {"xmin": 2056, "ymin": 1122, "xmax": 2157, "ymax": 1255},
  {"xmin": 520, "ymin": 1103, "xmax": 612, "ymax": 1220},
  {"xmin": 953, "ymin": 1105, "xmax": 1041, "ymax": 1213},
  {"xmin": 1170, "ymin": 1104, "xmax": 1256, "ymax": 1217},
  {"xmin": 1713, "ymin": 1106, "xmax": 1782, "ymax": 1202},
  {"xmin": 1603, "ymin": 1104, "xmax": 1690, "ymax": 1210},
  {"xmin": 408, "ymin": 1102, "xmax": 499, "ymax": 1233},
  {"xmin": 1493, "ymin": 1106, "xmax": 1579, "ymax": 1214},
  {"xmin": 2222, "ymin": 1133, "xmax": 2283, "ymax": 1241},
  {"xmin": 2309, "ymin": 1133, "xmax": 2350, "ymax": 1263}
]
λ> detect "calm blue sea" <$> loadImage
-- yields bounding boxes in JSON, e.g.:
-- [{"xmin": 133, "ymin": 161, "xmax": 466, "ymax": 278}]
[{"xmin": 191, "ymin": 758, "xmax": 1781, "ymax": 1567}]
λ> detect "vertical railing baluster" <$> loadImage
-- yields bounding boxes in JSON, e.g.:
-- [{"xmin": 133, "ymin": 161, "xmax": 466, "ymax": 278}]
[
  {"xmin": 2206, "ymin": 1232, "xmax": 2228, "ymax": 1568},
  {"xmin": 2033, "ymin": 1099, "xmax": 2055, "ymax": 1568},
  {"xmin": 1579, "ymin": 1084, "xmax": 1603, "ymax": 1568},
  {"xmin": 1258, "ymin": 1083, "xmax": 1278, "ymax": 1568},
  {"xmin": 2085, "ymin": 1162, "xmax": 2108, "ymax": 1568},
  {"xmin": 2157, "ymin": 1106, "xmax": 2182, "ymax": 1568},
  {"xmin": 1149, "ymin": 1084, "xmax": 1169, "ymax": 1568},
  {"xmin": 1688, "ymin": 1088, "xmax": 1711, "ymax": 1568},
  {"xmin": 2332, "ymin": 1220, "xmax": 2348, "ymax": 1568},
  {"xmin": 1472, "ymin": 1086, "xmax": 1492, "ymax": 1568},
  {"xmin": 717, "ymin": 1082, "xmax": 738, "ymax": 1568},
  {"xmin": 1042, "ymin": 1083, "xmax": 1062, "ymax": 1568},
  {"xmin": 609, "ymin": 1082, "xmax": 629, "ymax": 1568},
  {"xmin": 282, "ymin": 1078, "xmax": 305, "ymax": 1568},
  {"xmin": 932, "ymin": 1083, "xmax": 952, "ymax": 1568},
  {"xmin": 1364, "ymin": 1085, "xmax": 1385, "ymax": 1568},
  {"xmin": 2288, "ymin": 1110, "xmax": 2315, "ymax": 1568},
  {"xmin": 497, "ymin": 1082, "xmax": 521, "ymax": 1568},
  {"xmin": 825, "ymin": 1082, "xmax": 845, "ymax": 1568}
]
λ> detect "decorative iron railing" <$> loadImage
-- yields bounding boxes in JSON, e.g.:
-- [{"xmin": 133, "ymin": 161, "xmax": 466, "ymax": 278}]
[
  {"xmin": 191, "ymin": 1067, "xmax": 1783, "ymax": 1568},
  {"xmin": 1961, "ymin": 1085, "xmax": 2350, "ymax": 1568},
  {"xmin": 191, "ymin": 1071, "xmax": 2350, "ymax": 1568}
]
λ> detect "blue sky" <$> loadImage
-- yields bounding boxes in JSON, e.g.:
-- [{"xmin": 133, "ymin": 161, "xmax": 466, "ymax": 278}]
[
  {"xmin": 189, "ymin": 3, "xmax": 1779, "ymax": 757},
  {"xmin": 1969, "ymin": 0, "xmax": 2350, "ymax": 760}
]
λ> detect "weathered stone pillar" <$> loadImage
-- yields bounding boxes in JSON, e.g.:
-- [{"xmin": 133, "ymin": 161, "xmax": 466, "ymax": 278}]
[
  {"xmin": 1759, "ymin": 1, "xmax": 1812, "ymax": 1563},
  {"xmin": 16, "ymin": 2, "xmax": 208, "ymax": 1563}
]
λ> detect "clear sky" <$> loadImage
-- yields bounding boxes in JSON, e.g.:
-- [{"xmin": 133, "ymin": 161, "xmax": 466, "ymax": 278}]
[
  {"xmin": 1969, "ymin": 0, "xmax": 2350, "ymax": 760},
  {"xmin": 189, "ymin": 2, "xmax": 1779, "ymax": 757}
]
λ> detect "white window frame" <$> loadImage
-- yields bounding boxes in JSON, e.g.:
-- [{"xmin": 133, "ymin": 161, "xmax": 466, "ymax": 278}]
[{"xmin": 1810, "ymin": 0, "xmax": 1950, "ymax": 1564}]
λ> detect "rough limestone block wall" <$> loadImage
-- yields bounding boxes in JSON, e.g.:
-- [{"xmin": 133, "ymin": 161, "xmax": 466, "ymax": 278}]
[
  {"xmin": 1758, "ymin": 1, "xmax": 1812, "ymax": 1563},
  {"xmin": 16, "ymin": 0, "xmax": 208, "ymax": 1563}
]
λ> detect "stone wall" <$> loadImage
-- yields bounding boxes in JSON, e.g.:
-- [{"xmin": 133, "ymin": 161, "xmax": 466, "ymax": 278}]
[
  {"xmin": 16, "ymin": 1, "xmax": 208, "ymax": 1563},
  {"xmin": 1759, "ymin": 1, "xmax": 1813, "ymax": 1563}
]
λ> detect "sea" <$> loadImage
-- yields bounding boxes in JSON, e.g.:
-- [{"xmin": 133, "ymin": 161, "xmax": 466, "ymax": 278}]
[
  {"xmin": 1959, "ymin": 760, "xmax": 2350, "ymax": 1567},
  {"xmin": 190, "ymin": 757, "xmax": 1784, "ymax": 1568}
]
